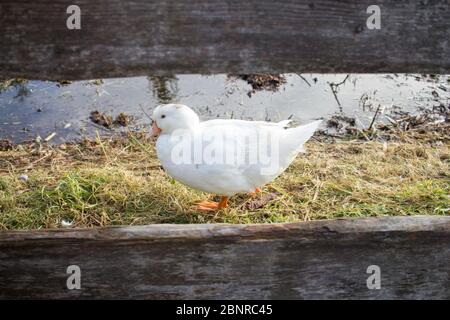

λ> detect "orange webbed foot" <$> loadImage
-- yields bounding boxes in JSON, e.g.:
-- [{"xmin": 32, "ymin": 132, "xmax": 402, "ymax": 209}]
[
  {"xmin": 196, "ymin": 196, "xmax": 229, "ymax": 211},
  {"xmin": 249, "ymin": 187, "xmax": 262, "ymax": 197},
  {"xmin": 196, "ymin": 200, "xmax": 220, "ymax": 211}
]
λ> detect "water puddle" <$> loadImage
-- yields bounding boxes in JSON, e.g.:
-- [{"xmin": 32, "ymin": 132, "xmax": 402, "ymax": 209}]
[{"xmin": 0, "ymin": 74, "xmax": 449, "ymax": 144}]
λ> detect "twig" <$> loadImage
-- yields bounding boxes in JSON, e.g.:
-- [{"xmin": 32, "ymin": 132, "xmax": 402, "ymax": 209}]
[
  {"xmin": 330, "ymin": 86, "xmax": 342, "ymax": 107},
  {"xmin": 23, "ymin": 152, "xmax": 53, "ymax": 170},
  {"xmin": 139, "ymin": 104, "xmax": 153, "ymax": 121},
  {"xmin": 296, "ymin": 74, "xmax": 311, "ymax": 87},
  {"xmin": 334, "ymin": 74, "xmax": 350, "ymax": 87},
  {"xmin": 328, "ymin": 74, "xmax": 350, "ymax": 109},
  {"xmin": 368, "ymin": 104, "xmax": 382, "ymax": 130},
  {"xmin": 359, "ymin": 93, "xmax": 370, "ymax": 111},
  {"xmin": 384, "ymin": 115, "xmax": 398, "ymax": 126},
  {"xmin": 44, "ymin": 132, "xmax": 57, "ymax": 142}
]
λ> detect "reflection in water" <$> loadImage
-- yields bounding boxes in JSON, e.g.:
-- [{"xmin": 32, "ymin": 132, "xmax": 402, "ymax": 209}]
[
  {"xmin": 147, "ymin": 75, "xmax": 179, "ymax": 103},
  {"xmin": 0, "ymin": 79, "xmax": 31, "ymax": 101},
  {"xmin": 15, "ymin": 85, "xmax": 32, "ymax": 101}
]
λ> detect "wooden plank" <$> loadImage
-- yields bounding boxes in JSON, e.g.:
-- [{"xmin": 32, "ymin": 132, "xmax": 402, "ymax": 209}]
[
  {"xmin": 0, "ymin": 0, "xmax": 449, "ymax": 80},
  {"xmin": 0, "ymin": 216, "xmax": 449, "ymax": 299}
]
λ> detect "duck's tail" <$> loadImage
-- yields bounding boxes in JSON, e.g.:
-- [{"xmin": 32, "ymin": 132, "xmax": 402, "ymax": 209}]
[
  {"xmin": 277, "ymin": 119, "xmax": 293, "ymax": 128},
  {"xmin": 285, "ymin": 120, "xmax": 322, "ymax": 153}
]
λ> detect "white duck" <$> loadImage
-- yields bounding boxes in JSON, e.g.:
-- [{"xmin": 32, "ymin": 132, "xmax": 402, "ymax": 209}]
[{"xmin": 152, "ymin": 104, "xmax": 321, "ymax": 211}]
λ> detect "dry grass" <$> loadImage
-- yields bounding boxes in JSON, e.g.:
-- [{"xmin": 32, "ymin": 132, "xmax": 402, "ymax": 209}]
[{"xmin": 0, "ymin": 129, "xmax": 448, "ymax": 230}]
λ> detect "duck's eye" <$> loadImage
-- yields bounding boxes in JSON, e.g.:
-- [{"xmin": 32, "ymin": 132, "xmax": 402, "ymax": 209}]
[{"xmin": 161, "ymin": 115, "xmax": 166, "ymax": 119}]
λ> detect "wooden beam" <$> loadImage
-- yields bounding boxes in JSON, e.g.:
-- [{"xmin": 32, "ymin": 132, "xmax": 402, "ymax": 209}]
[
  {"xmin": 0, "ymin": 0, "xmax": 449, "ymax": 80},
  {"xmin": 0, "ymin": 216, "xmax": 449, "ymax": 299}
]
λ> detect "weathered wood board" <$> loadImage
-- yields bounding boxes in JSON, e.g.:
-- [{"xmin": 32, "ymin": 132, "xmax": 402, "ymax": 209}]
[
  {"xmin": 1, "ymin": 0, "xmax": 449, "ymax": 80},
  {"xmin": 0, "ymin": 216, "xmax": 448, "ymax": 299}
]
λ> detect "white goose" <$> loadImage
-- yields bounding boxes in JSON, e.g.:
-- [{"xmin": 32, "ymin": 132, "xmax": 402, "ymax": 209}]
[{"xmin": 152, "ymin": 104, "xmax": 321, "ymax": 211}]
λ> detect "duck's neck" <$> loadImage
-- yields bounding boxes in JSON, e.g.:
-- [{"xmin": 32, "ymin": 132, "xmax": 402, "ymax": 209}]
[
  {"xmin": 181, "ymin": 118, "xmax": 201, "ymax": 133},
  {"xmin": 165, "ymin": 122, "xmax": 200, "ymax": 137}
]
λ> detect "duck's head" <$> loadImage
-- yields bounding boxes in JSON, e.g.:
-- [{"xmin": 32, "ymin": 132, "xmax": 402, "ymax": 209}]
[{"xmin": 152, "ymin": 104, "xmax": 200, "ymax": 137}]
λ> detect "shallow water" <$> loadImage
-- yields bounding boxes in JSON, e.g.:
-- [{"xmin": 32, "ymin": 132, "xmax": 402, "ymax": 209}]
[{"xmin": 0, "ymin": 74, "xmax": 449, "ymax": 144}]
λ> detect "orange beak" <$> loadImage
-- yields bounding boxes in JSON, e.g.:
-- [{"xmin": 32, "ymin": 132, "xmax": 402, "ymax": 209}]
[{"xmin": 152, "ymin": 121, "xmax": 161, "ymax": 137}]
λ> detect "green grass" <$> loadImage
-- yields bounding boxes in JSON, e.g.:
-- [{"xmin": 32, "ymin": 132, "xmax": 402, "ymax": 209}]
[{"xmin": 0, "ymin": 131, "xmax": 448, "ymax": 230}]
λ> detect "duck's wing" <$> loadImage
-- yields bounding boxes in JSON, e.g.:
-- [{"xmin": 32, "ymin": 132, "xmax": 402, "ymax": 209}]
[
  {"xmin": 201, "ymin": 118, "xmax": 321, "ymax": 154},
  {"xmin": 199, "ymin": 119, "xmax": 322, "ymax": 168},
  {"xmin": 195, "ymin": 122, "xmax": 294, "ymax": 188}
]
